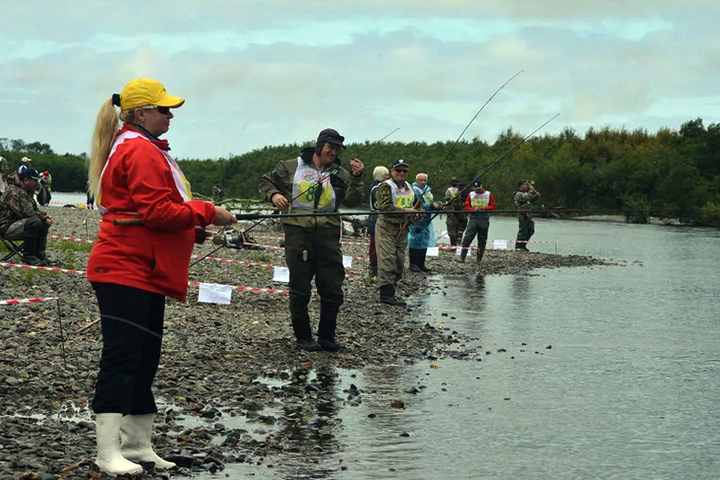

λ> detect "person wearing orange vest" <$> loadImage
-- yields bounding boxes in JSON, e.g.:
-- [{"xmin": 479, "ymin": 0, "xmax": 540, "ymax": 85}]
[
  {"xmin": 86, "ymin": 78, "xmax": 236, "ymax": 476},
  {"xmin": 459, "ymin": 180, "xmax": 496, "ymax": 264}
]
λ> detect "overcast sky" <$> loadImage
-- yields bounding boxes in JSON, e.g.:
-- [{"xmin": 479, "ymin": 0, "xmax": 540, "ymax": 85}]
[{"xmin": 1, "ymin": 0, "xmax": 718, "ymax": 159}]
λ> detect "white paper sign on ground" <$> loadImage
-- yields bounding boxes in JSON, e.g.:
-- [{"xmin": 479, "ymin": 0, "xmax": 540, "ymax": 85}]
[
  {"xmin": 456, "ymin": 247, "xmax": 472, "ymax": 256},
  {"xmin": 493, "ymin": 239, "xmax": 508, "ymax": 250},
  {"xmin": 456, "ymin": 247, "xmax": 462, "ymax": 256},
  {"xmin": 198, "ymin": 283, "xmax": 233, "ymax": 305},
  {"xmin": 273, "ymin": 266, "xmax": 290, "ymax": 282},
  {"xmin": 343, "ymin": 255, "xmax": 353, "ymax": 268},
  {"xmin": 426, "ymin": 247, "xmax": 439, "ymax": 257}
]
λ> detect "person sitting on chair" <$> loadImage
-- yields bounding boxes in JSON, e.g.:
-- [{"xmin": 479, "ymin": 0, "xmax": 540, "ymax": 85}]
[{"xmin": 0, "ymin": 167, "xmax": 53, "ymax": 265}]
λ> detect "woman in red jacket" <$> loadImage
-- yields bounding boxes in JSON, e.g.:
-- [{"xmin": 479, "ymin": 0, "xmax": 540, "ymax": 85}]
[{"xmin": 86, "ymin": 78, "xmax": 236, "ymax": 475}]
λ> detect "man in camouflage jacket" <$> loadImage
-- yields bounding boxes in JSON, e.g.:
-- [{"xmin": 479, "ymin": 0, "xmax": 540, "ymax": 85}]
[
  {"xmin": 514, "ymin": 179, "xmax": 541, "ymax": 251},
  {"xmin": 259, "ymin": 128, "xmax": 364, "ymax": 351},
  {"xmin": 0, "ymin": 168, "xmax": 53, "ymax": 265}
]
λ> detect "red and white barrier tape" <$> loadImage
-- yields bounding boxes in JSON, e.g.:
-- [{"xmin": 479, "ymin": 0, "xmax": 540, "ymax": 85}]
[
  {"xmin": 0, "ymin": 262, "xmax": 330, "ymax": 294},
  {"xmin": 49, "ymin": 235, "xmax": 95, "ymax": 244},
  {"xmin": 190, "ymin": 254, "xmax": 359, "ymax": 279},
  {"xmin": 0, "ymin": 296, "xmax": 58, "ymax": 306},
  {"xmin": 187, "ymin": 282, "xmax": 306, "ymax": 296},
  {"xmin": 0, "ymin": 262, "xmax": 86, "ymax": 275}
]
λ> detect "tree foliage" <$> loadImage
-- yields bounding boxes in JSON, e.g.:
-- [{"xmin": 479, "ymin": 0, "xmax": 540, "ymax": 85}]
[{"xmin": 2, "ymin": 118, "xmax": 719, "ymax": 226}]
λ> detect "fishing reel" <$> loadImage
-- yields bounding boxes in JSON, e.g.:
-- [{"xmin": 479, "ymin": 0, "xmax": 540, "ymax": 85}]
[
  {"xmin": 213, "ymin": 226, "xmax": 244, "ymax": 249},
  {"xmin": 212, "ymin": 226, "xmax": 261, "ymax": 250}
]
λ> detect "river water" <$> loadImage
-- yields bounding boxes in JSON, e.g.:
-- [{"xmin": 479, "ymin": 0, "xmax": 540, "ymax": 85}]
[
  {"xmin": 51, "ymin": 193, "xmax": 720, "ymax": 479},
  {"xmin": 190, "ymin": 215, "xmax": 718, "ymax": 479}
]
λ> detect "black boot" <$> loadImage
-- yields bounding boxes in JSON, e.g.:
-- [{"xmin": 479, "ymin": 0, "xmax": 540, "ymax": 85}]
[
  {"xmin": 21, "ymin": 235, "xmax": 41, "ymax": 265},
  {"xmin": 36, "ymin": 232, "xmax": 49, "ymax": 265},
  {"xmin": 291, "ymin": 311, "xmax": 321, "ymax": 351},
  {"xmin": 476, "ymin": 246, "xmax": 485, "ymax": 264},
  {"xmin": 459, "ymin": 247, "xmax": 468, "ymax": 263},
  {"xmin": 379, "ymin": 284, "xmax": 406, "ymax": 307},
  {"xmin": 419, "ymin": 249, "xmax": 431, "ymax": 272},
  {"xmin": 408, "ymin": 248, "xmax": 421, "ymax": 272},
  {"xmin": 318, "ymin": 304, "xmax": 345, "ymax": 352}
]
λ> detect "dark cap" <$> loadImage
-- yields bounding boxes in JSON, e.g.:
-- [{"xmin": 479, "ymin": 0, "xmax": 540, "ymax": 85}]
[
  {"xmin": 19, "ymin": 167, "xmax": 43, "ymax": 181},
  {"xmin": 472, "ymin": 180, "xmax": 483, "ymax": 189},
  {"xmin": 518, "ymin": 179, "xmax": 528, "ymax": 186},
  {"xmin": 392, "ymin": 158, "xmax": 410, "ymax": 170},
  {"xmin": 316, "ymin": 128, "xmax": 345, "ymax": 149},
  {"xmin": 450, "ymin": 176, "xmax": 459, "ymax": 186}
]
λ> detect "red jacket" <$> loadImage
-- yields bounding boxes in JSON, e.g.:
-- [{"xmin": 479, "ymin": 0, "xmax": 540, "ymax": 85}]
[
  {"xmin": 464, "ymin": 190, "xmax": 496, "ymax": 212},
  {"xmin": 87, "ymin": 125, "xmax": 216, "ymax": 300}
]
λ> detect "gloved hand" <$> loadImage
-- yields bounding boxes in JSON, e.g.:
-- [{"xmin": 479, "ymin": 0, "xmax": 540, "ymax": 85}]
[
  {"xmin": 194, "ymin": 226, "xmax": 210, "ymax": 244},
  {"xmin": 329, "ymin": 172, "xmax": 347, "ymax": 204},
  {"xmin": 413, "ymin": 227, "xmax": 423, "ymax": 234}
]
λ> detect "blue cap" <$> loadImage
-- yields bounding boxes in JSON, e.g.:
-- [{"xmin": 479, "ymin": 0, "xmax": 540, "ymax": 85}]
[
  {"xmin": 392, "ymin": 157, "xmax": 410, "ymax": 170},
  {"xmin": 19, "ymin": 167, "xmax": 43, "ymax": 180}
]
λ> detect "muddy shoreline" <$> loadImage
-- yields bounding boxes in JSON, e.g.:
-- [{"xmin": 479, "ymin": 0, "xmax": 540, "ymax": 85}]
[{"xmin": 0, "ymin": 207, "xmax": 618, "ymax": 479}]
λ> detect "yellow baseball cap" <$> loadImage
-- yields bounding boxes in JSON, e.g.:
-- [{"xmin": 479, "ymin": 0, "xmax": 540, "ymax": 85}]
[{"xmin": 117, "ymin": 78, "xmax": 185, "ymax": 110}]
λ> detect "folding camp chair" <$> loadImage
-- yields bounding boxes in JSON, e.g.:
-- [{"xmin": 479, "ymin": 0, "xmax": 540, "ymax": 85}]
[{"xmin": 0, "ymin": 236, "xmax": 24, "ymax": 262}]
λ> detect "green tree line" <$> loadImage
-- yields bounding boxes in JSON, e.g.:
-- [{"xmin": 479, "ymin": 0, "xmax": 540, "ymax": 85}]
[{"xmin": 2, "ymin": 118, "xmax": 719, "ymax": 226}]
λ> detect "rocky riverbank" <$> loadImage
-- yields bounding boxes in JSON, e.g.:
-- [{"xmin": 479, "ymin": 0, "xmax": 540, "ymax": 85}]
[{"xmin": 0, "ymin": 207, "xmax": 618, "ymax": 479}]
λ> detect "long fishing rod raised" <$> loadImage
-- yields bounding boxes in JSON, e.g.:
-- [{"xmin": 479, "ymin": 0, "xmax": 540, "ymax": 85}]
[
  {"xmin": 426, "ymin": 112, "xmax": 560, "ymax": 224},
  {"xmin": 425, "ymin": 70, "xmax": 523, "ymax": 189},
  {"xmin": 406, "ymin": 70, "xmax": 523, "ymax": 236}
]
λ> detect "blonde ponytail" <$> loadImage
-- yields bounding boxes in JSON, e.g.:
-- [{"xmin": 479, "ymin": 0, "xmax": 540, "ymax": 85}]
[{"xmin": 88, "ymin": 99, "xmax": 121, "ymax": 196}]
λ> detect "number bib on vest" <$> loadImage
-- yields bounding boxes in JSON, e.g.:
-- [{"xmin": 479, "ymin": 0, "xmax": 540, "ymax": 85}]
[
  {"xmin": 291, "ymin": 158, "xmax": 337, "ymax": 211},
  {"xmin": 385, "ymin": 179, "xmax": 415, "ymax": 208},
  {"xmin": 470, "ymin": 190, "xmax": 490, "ymax": 208}
]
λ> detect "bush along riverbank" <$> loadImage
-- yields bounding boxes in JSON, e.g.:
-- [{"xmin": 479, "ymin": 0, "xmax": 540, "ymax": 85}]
[{"xmin": 0, "ymin": 207, "xmax": 618, "ymax": 479}]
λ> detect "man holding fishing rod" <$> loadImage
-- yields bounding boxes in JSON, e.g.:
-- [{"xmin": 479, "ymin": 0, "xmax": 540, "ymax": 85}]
[
  {"xmin": 458, "ymin": 180, "xmax": 496, "ymax": 264},
  {"xmin": 374, "ymin": 158, "xmax": 423, "ymax": 306},
  {"xmin": 514, "ymin": 179, "xmax": 541, "ymax": 251},
  {"xmin": 259, "ymin": 128, "xmax": 364, "ymax": 352}
]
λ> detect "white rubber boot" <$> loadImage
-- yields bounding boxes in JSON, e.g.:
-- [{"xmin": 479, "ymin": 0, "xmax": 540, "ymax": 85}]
[
  {"xmin": 95, "ymin": 413, "xmax": 144, "ymax": 475},
  {"xmin": 120, "ymin": 414, "xmax": 176, "ymax": 470}
]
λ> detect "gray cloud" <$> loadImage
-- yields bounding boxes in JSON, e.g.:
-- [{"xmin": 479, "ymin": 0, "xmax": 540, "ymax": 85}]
[{"xmin": 1, "ymin": 1, "xmax": 718, "ymax": 159}]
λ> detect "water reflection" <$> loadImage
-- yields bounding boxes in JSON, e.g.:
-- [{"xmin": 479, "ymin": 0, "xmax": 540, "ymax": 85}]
[
  {"xmin": 511, "ymin": 275, "xmax": 532, "ymax": 311},
  {"xmin": 276, "ymin": 366, "xmax": 340, "ymax": 479},
  {"xmin": 347, "ymin": 365, "xmax": 424, "ymax": 479}
]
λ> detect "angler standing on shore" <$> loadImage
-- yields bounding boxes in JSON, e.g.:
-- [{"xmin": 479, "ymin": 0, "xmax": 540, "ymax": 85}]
[
  {"xmin": 458, "ymin": 180, "xmax": 495, "ymax": 264},
  {"xmin": 444, "ymin": 177, "xmax": 468, "ymax": 247},
  {"xmin": 367, "ymin": 166, "xmax": 389, "ymax": 276},
  {"xmin": 408, "ymin": 172, "xmax": 441, "ymax": 272},
  {"xmin": 259, "ymin": 128, "xmax": 364, "ymax": 352},
  {"xmin": 86, "ymin": 78, "xmax": 236, "ymax": 476},
  {"xmin": 374, "ymin": 158, "xmax": 422, "ymax": 306},
  {"xmin": 514, "ymin": 179, "xmax": 541, "ymax": 251}
]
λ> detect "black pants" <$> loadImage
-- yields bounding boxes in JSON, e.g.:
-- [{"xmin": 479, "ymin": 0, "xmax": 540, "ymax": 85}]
[
  {"xmin": 91, "ymin": 282, "xmax": 165, "ymax": 415},
  {"xmin": 516, "ymin": 215, "xmax": 535, "ymax": 246},
  {"xmin": 283, "ymin": 224, "xmax": 345, "ymax": 340},
  {"xmin": 461, "ymin": 216, "xmax": 490, "ymax": 250}
]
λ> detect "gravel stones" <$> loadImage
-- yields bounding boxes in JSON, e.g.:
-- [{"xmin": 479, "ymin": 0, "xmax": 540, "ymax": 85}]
[{"xmin": 0, "ymin": 207, "xmax": 614, "ymax": 478}]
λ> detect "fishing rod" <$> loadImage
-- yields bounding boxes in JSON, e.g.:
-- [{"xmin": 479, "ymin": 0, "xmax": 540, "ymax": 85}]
[
  {"xmin": 241, "ymin": 127, "xmax": 400, "ymax": 236},
  {"xmin": 113, "ymin": 205, "xmax": 669, "ymax": 227},
  {"xmin": 459, "ymin": 112, "xmax": 559, "ymax": 199},
  {"xmin": 425, "ymin": 70, "xmax": 523, "ymax": 189},
  {"xmin": 426, "ymin": 112, "xmax": 560, "ymax": 224},
  {"xmin": 400, "ymin": 71, "xmax": 524, "ymax": 239}
]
